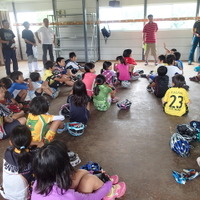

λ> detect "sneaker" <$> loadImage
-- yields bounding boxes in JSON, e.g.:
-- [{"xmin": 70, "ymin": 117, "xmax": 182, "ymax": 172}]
[
  {"xmin": 146, "ymin": 86, "xmax": 153, "ymax": 93},
  {"xmin": 140, "ymin": 74, "xmax": 147, "ymax": 78},
  {"xmin": 52, "ymin": 89, "xmax": 60, "ymax": 99},
  {"xmin": 188, "ymin": 60, "xmax": 192, "ymax": 65},
  {"xmin": 103, "ymin": 182, "xmax": 126, "ymax": 200},
  {"xmin": 144, "ymin": 61, "xmax": 148, "ymax": 66},
  {"xmin": 68, "ymin": 151, "xmax": 81, "ymax": 167},
  {"xmin": 109, "ymin": 175, "xmax": 119, "ymax": 185},
  {"xmin": 57, "ymin": 124, "xmax": 67, "ymax": 134},
  {"xmin": 111, "ymin": 97, "xmax": 119, "ymax": 103},
  {"xmin": 189, "ymin": 76, "xmax": 200, "ymax": 82}
]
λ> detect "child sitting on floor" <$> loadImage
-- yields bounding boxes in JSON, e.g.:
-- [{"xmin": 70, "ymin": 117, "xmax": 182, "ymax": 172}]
[
  {"xmin": 31, "ymin": 140, "xmax": 126, "ymax": 200},
  {"xmin": 123, "ymin": 48, "xmax": 137, "ymax": 74},
  {"xmin": 0, "ymin": 77, "xmax": 23, "ymax": 113},
  {"xmin": 43, "ymin": 61, "xmax": 74, "ymax": 88},
  {"xmin": 26, "ymin": 96, "xmax": 66, "ymax": 147},
  {"xmin": 114, "ymin": 56, "xmax": 131, "ymax": 82},
  {"xmin": 101, "ymin": 61, "xmax": 117, "ymax": 87},
  {"xmin": 165, "ymin": 54, "xmax": 182, "ymax": 87},
  {"xmin": 0, "ymin": 125, "xmax": 35, "ymax": 200},
  {"xmin": 93, "ymin": 74, "xmax": 117, "ymax": 111},
  {"xmin": 66, "ymin": 52, "xmax": 84, "ymax": 74},
  {"xmin": 147, "ymin": 65, "xmax": 169, "ymax": 98},
  {"xmin": 8, "ymin": 71, "xmax": 33, "ymax": 103},
  {"xmin": 174, "ymin": 52, "xmax": 184, "ymax": 71},
  {"xmin": 0, "ymin": 84, "xmax": 26, "ymax": 140},
  {"xmin": 30, "ymin": 72, "xmax": 59, "ymax": 99},
  {"xmin": 162, "ymin": 74, "xmax": 190, "ymax": 117},
  {"xmin": 67, "ymin": 80, "xmax": 90, "ymax": 125},
  {"xmin": 82, "ymin": 62, "xmax": 97, "ymax": 97}
]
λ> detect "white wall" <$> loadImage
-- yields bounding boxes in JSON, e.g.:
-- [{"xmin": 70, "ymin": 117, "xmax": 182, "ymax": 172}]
[
  {"xmin": 100, "ymin": 29, "xmax": 193, "ymax": 61},
  {"xmin": 0, "ymin": 0, "xmax": 196, "ymax": 62}
]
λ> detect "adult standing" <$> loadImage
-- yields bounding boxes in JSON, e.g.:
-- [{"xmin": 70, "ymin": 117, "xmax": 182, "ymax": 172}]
[
  {"xmin": 0, "ymin": 20, "xmax": 18, "ymax": 76},
  {"xmin": 22, "ymin": 21, "xmax": 40, "ymax": 73},
  {"xmin": 35, "ymin": 18, "xmax": 55, "ymax": 66},
  {"xmin": 188, "ymin": 20, "xmax": 200, "ymax": 65},
  {"xmin": 143, "ymin": 14, "xmax": 158, "ymax": 66}
]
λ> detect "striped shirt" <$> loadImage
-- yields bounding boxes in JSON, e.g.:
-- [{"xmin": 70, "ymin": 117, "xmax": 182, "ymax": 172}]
[{"xmin": 143, "ymin": 22, "xmax": 158, "ymax": 43}]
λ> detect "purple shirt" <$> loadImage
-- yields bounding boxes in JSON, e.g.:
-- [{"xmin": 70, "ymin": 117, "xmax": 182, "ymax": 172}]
[
  {"xmin": 102, "ymin": 70, "xmax": 115, "ymax": 86},
  {"xmin": 31, "ymin": 181, "xmax": 112, "ymax": 200}
]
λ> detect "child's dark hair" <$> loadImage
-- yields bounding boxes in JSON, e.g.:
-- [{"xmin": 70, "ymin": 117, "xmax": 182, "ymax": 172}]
[
  {"xmin": 82, "ymin": 62, "xmax": 95, "ymax": 79},
  {"xmin": 44, "ymin": 61, "xmax": 54, "ymax": 70},
  {"xmin": 174, "ymin": 52, "xmax": 181, "ymax": 60},
  {"xmin": 157, "ymin": 66, "xmax": 167, "ymax": 76},
  {"xmin": 10, "ymin": 71, "xmax": 23, "ymax": 82},
  {"xmin": 116, "ymin": 56, "xmax": 126, "ymax": 65},
  {"xmin": 30, "ymin": 72, "xmax": 40, "ymax": 82},
  {"xmin": 166, "ymin": 54, "xmax": 176, "ymax": 65},
  {"xmin": 158, "ymin": 54, "xmax": 166, "ymax": 63},
  {"xmin": 29, "ymin": 96, "xmax": 49, "ymax": 115},
  {"xmin": 72, "ymin": 80, "xmax": 89, "ymax": 107},
  {"xmin": 123, "ymin": 49, "xmax": 132, "ymax": 57},
  {"xmin": 10, "ymin": 125, "xmax": 32, "ymax": 172},
  {"xmin": 56, "ymin": 57, "xmax": 65, "ymax": 64},
  {"xmin": 172, "ymin": 74, "xmax": 186, "ymax": 88},
  {"xmin": 101, "ymin": 61, "xmax": 112, "ymax": 73},
  {"xmin": 0, "ymin": 77, "xmax": 12, "ymax": 89},
  {"xmin": 32, "ymin": 140, "xmax": 75, "ymax": 196},
  {"xmin": 69, "ymin": 52, "xmax": 76, "ymax": 59},
  {"xmin": 171, "ymin": 48, "xmax": 177, "ymax": 52},
  {"xmin": 94, "ymin": 74, "xmax": 106, "ymax": 96}
]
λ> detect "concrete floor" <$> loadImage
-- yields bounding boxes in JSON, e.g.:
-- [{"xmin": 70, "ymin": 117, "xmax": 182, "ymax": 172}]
[{"xmin": 0, "ymin": 61, "xmax": 200, "ymax": 200}]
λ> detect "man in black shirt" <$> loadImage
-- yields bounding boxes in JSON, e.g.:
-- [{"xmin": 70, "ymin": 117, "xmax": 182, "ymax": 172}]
[
  {"xmin": 0, "ymin": 20, "xmax": 18, "ymax": 76},
  {"xmin": 188, "ymin": 20, "xmax": 200, "ymax": 65},
  {"xmin": 22, "ymin": 21, "xmax": 40, "ymax": 73}
]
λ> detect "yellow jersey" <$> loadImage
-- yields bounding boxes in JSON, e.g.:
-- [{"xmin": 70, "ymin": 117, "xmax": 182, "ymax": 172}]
[
  {"xmin": 163, "ymin": 87, "xmax": 189, "ymax": 117},
  {"xmin": 27, "ymin": 113, "xmax": 54, "ymax": 142}
]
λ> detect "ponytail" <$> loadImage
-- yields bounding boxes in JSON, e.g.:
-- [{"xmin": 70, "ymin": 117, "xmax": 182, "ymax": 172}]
[
  {"xmin": 10, "ymin": 125, "xmax": 32, "ymax": 172},
  {"xmin": 93, "ymin": 74, "xmax": 106, "ymax": 96}
]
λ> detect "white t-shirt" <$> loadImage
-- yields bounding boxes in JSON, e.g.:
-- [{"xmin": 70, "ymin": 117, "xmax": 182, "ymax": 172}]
[
  {"xmin": 36, "ymin": 26, "xmax": 54, "ymax": 44},
  {"xmin": 166, "ymin": 65, "xmax": 182, "ymax": 87},
  {"xmin": 66, "ymin": 61, "xmax": 79, "ymax": 70}
]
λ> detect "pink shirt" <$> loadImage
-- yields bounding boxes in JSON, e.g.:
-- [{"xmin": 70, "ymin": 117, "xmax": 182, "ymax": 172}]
[
  {"xmin": 82, "ymin": 73, "xmax": 97, "ymax": 97},
  {"xmin": 115, "ymin": 64, "xmax": 130, "ymax": 81},
  {"xmin": 143, "ymin": 22, "xmax": 158, "ymax": 43}
]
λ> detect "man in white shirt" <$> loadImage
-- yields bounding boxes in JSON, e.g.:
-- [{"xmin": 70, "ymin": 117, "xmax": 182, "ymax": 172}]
[{"xmin": 35, "ymin": 18, "xmax": 55, "ymax": 66}]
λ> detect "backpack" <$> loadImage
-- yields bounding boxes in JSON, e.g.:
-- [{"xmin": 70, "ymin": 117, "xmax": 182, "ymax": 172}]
[{"xmin": 101, "ymin": 26, "xmax": 111, "ymax": 43}]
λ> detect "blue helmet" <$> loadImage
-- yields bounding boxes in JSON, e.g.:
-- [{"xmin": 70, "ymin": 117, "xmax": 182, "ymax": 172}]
[
  {"xmin": 66, "ymin": 122, "xmax": 85, "ymax": 136},
  {"xmin": 170, "ymin": 133, "xmax": 190, "ymax": 157}
]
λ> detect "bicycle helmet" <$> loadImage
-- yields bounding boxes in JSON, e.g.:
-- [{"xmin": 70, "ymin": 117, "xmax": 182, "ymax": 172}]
[
  {"xmin": 80, "ymin": 161, "xmax": 102, "ymax": 172},
  {"xmin": 117, "ymin": 99, "xmax": 132, "ymax": 110},
  {"xmin": 59, "ymin": 103, "xmax": 70, "ymax": 118},
  {"xmin": 66, "ymin": 122, "xmax": 85, "ymax": 136},
  {"xmin": 121, "ymin": 81, "xmax": 131, "ymax": 88},
  {"xmin": 170, "ymin": 133, "xmax": 190, "ymax": 157}
]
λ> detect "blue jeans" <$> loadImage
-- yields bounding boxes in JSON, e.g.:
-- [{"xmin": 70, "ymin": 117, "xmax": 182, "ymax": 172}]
[
  {"xmin": 42, "ymin": 44, "xmax": 54, "ymax": 65},
  {"xmin": 2, "ymin": 48, "xmax": 18, "ymax": 76},
  {"xmin": 188, "ymin": 36, "xmax": 200, "ymax": 63}
]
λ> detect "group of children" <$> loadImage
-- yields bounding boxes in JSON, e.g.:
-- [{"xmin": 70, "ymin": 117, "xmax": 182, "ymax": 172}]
[
  {"xmin": 143, "ymin": 46, "xmax": 190, "ymax": 117},
  {"xmin": 0, "ymin": 51, "xmax": 132, "ymax": 200},
  {"xmin": 0, "ymin": 44, "xmax": 197, "ymax": 199}
]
